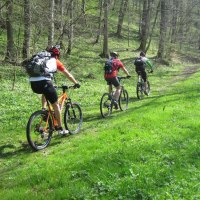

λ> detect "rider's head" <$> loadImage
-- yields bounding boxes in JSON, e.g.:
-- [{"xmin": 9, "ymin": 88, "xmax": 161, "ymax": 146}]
[
  {"xmin": 47, "ymin": 45, "xmax": 60, "ymax": 58},
  {"xmin": 110, "ymin": 51, "xmax": 119, "ymax": 58},
  {"xmin": 140, "ymin": 51, "xmax": 146, "ymax": 57}
]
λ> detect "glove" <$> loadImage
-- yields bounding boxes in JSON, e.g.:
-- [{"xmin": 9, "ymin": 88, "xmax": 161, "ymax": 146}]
[
  {"xmin": 149, "ymin": 69, "xmax": 153, "ymax": 73},
  {"xmin": 74, "ymin": 83, "xmax": 80, "ymax": 88},
  {"xmin": 127, "ymin": 75, "xmax": 131, "ymax": 79}
]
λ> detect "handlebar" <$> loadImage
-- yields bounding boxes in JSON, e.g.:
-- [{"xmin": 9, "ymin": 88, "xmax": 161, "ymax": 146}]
[
  {"xmin": 54, "ymin": 84, "xmax": 80, "ymax": 92},
  {"xmin": 117, "ymin": 76, "xmax": 131, "ymax": 81}
]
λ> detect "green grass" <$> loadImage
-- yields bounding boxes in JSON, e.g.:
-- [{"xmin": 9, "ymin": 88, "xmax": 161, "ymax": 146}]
[{"xmin": 0, "ymin": 61, "xmax": 200, "ymax": 199}]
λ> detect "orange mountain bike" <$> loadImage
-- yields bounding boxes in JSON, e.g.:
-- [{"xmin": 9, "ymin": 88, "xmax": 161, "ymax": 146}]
[{"xmin": 26, "ymin": 85, "xmax": 82, "ymax": 151}]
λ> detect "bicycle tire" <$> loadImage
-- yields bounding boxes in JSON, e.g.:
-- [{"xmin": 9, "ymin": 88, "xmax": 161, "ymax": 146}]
[
  {"xmin": 118, "ymin": 89, "xmax": 129, "ymax": 111},
  {"xmin": 146, "ymin": 81, "xmax": 150, "ymax": 95},
  {"xmin": 136, "ymin": 82, "xmax": 144, "ymax": 99},
  {"xmin": 64, "ymin": 103, "xmax": 82, "ymax": 135},
  {"xmin": 100, "ymin": 93, "xmax": 112, "ymax": 118},
  {"xmin": 26, "ymin": 110, "xmax": 53, "ymax": 151}
]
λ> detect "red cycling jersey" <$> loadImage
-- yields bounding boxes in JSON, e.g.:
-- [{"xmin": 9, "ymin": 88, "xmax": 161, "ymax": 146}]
[{"xmin": 104, "ymin": 58, "xmax": 125, "ymax": 78}]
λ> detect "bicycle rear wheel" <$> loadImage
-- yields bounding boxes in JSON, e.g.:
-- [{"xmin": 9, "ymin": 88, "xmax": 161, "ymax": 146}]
[
  {"xmin": 100, "ymin": 93, "xmax": 112, "ymax": 118},
  {"xmin": 64, "ymin": 103, "xmax": 82, "ymax": 135},
  {"xmin": 118, "ymin": 89, "xmax": 129, "ymax": 111},
  {"xmin": 136, "ymin": 82, "xmax": 144, "ymax": 99},
  {"xmin": 26, "ymin": 110, "xmax": 53, "ymax": 151}
]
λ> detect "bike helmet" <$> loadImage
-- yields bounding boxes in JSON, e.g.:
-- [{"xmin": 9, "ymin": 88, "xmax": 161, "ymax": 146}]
[
  {"xmin": 140, "ymin": 51, "xmax": 146, "ymax": 57},
  {"xmin": 48, "ymin": 45, "xmax": 60, "ymax": 57},
  {"xmin": 110, "ymin": 51, "xmax": 119, "ymax": 58}
]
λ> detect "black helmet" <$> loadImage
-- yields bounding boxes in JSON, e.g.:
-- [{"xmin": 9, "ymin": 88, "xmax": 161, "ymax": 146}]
[
  {"xmin": 110, "ymin": 51, "xmax": 119, "ymax": 58},
  {"xmin": 140, "ymin": 51, "xmax": 146, "ymax": 57}
]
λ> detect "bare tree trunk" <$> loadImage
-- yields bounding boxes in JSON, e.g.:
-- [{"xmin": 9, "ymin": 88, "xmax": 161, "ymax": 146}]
[
  {"xmin": 22, "ymin": 0, "xmax": 31, "ymax": 59},
  {"xmin": 82, "ymin": 0, "xmax": 86, "ymax": 14},
  {"xmin": 145, "ymin": 0, "xmax": 160, "ymax": 52},
  {"xmin": 67, "ymin": 0, "xmax": 74, "ymax": 55},
  {"xmin": 101, "ymin": 0, "xmax": 109, "ymax": 58},
  {"xmin": 116, "ymin": 0, "xmax": 128, "ymax": 37},
  {"xmin": 138, "ymin": 0, "xmax": 151, "ymax": 51},
  {"xmin": 48, "ymin": 0, "xmax": 55, "ymax": 47},
  {"xmin": 157, "ymin": 0, "xmax": 168, "ymax": 59},
  {"xmin": 95, "ymin": 0, "xmax": 103, "ymax": 43},
  {"xmin": 5, "ymin": 0, "xmax": 15, "ymax": 62}
]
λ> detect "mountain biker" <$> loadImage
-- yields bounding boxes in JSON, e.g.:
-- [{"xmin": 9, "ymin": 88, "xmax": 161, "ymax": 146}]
[
  {"xmin": 104, "ymin": 51, "xmax": 131, "ymax": 109},
  {"xmin": 134, "ymin": 51, "xmax": 153, "ymax": 95},
  {"xmin": 29, "ymin": 45, "xmax": 80, "ymax": 135}
]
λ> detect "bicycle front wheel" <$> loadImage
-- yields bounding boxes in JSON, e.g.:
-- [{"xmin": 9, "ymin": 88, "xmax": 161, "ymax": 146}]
[
  {"xmin": 119, "ymin": 89, "xmax": 129, "ymax": 111},
  {"xmin": 136, "ymin": 82, "xmax": 144, "ymax": 99},
  {"xmin": 26, "ymin": 110, "xmax": 53, "ymax": 151},
  {"xmin": 100, "ymin": 93, "xmax": 112, "ymax": 118},
  {"xmin": 64, "ymin": 103, "xmax": 83, "ymax": 135}
]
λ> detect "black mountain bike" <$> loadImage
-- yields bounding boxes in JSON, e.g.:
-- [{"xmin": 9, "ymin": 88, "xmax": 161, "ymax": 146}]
[
  {"xmin": 136, "ymin": 71, "xmax": 151, "ymax": 99},
  {"xmin": 100, "ymin": 76, "xmax": 129, "ymax": 118}
]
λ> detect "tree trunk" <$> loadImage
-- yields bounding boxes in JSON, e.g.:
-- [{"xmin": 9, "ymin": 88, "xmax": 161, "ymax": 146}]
[
  {"xmin": 67, "ymin": 0, "xmax": 74, "ymax": 55},
  {"xmin": 22, "ymin": 0, "xmax": 31, "ymax": 59},
  {"xmin": 82, "ymin": 0, "xmax": 86, "ymax": 14},
  {"xmin": 5, "ymin": 0, "xmax": 15, "ymax": 62},
  {"xmin": 48, "ymin": 0, "xmax": 55, "ymax": 47},
  {"xmin": 157, "ymin": 0, "xmax": 168, "ymax": 59},
  {"xmin": 116, "ymin": 0, "xmax": 128, "ymax": 37},
  {"xmin": 101, "ymin": 0, "xmax": 109, "ymax": 58},
  {"xmin": 95, "ymin": 0, "xmax": 103, "ymax": 44},
  {"xmin": 138, "ymin": 0, "xmax": 151, "ymax": 52}
]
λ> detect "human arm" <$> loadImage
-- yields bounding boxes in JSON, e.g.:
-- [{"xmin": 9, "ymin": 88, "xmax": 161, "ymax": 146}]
[{"xmin": 146, "ymin": 59, "xmax": 154, "ymax": 72}]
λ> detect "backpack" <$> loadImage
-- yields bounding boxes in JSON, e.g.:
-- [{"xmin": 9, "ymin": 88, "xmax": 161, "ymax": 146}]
[
  {"xmin": 134, "ymin": 57, "xmax": 145, "ymax": 67},
  {"xmin": 104, "ymin": 59, "xmax": 113, "ymax": 74},
  {"xmin": 24, "ymin": 51, "xmax": 56, "ymax": 77}
]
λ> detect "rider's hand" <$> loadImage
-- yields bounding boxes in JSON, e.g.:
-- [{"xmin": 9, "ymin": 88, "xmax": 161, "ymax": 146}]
[
  {"xmin": 127, "ymin": 75, "xmax": 131, "ymax": 79},
  {"xmin": 74, "ymin": 83, "xmax": 80, "ymax": 88},
  {"xmin": 149, "ymin": 69, "xmax": 153, "ymax": 73}
]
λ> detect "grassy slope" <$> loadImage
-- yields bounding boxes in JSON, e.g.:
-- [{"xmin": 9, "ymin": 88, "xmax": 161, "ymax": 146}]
[{"xmin": 0, "ymin": 58, "xmax": 200, "ymax": 199}]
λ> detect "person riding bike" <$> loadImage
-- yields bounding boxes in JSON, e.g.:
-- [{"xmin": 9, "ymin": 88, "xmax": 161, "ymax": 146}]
[
  {"xmin": 104, "ymin": 51, "xmax": 131, "ymax": 109},
  {"xmin": 29, "ymin": 45, "xmax": 80, "ymax": 135},
  {"xmin": 134, "ymin": 51, "xmax": 153, "ymax": 95}
]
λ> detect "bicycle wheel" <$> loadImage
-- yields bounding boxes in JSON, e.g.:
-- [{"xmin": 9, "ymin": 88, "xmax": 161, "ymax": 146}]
[
  {"xmin": 26, "ymin": 110, "xmax": 53, "ymax": 151},
  {"xmin": 100, "ymin": 93, "xmax": 112, "ymax": 118},
  {"xmin": 146, "ymin": 81, "xmax": 151, "ymax": 95},
  {"xmin": 64, "ymin": 103, "xmax": 83, "ymax": 135},
  {"xmin": 136, "ymin": 82, "xmax": 145, "ymax": 99},
  {"xmin": 118, "ymin": 89, "xmax": 129, "ymax": 111}
]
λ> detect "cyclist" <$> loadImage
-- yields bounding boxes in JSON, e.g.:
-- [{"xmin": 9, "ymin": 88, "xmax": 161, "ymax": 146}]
[
  {"xmin": 104, "ymin": 51, "xmax": 131, "ymax": 109},
  {"xmin": 29, "ymin": 45, "xmax": 80, "ymax": 135},
  {"xmin": 134, "ymin": 51, "xmax": 153, "ymax": 95}
]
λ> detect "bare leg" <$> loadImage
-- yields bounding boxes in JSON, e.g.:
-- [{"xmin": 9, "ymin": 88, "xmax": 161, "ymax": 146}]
[
  {"xmin": 42, "ymin": 95, "xmax": 47, "ymax": 109},
  {"xmin": 113, "ymin": 86, "xmax": 121, "ymax": 101},
  {"xmin": 51, "ymin": 102, "xmax": 62, "ymax": 128}
]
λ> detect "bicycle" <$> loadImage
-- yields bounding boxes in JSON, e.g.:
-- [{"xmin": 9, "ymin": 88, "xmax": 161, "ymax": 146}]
[
  {"xmin": 26, "ymin": 85, "xmax": 82, "ymax": 151},
  {"xmin": 100, "ymin": 76, "xmax": 129, "ymax": 118},
  {"xmin": 136, "ymin": 71, "xmax": 151, "ymax": 99}
]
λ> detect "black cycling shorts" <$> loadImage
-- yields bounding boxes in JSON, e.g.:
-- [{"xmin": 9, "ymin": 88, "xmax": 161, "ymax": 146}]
[
  {"xmin": 135, "ymin": 68, "xmax": 147, "ymax": 82},
  {"xmin": 105, "ymin": 77, "xmax": 120, "ymax": 87},
  {"xmin": 30, "ymin": 80, "xmax": 58, "ymax": 104}
]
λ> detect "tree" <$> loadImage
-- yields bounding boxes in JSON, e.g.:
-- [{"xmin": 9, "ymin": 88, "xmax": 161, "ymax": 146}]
[
  {"xmin": 48, "ymin": 0, "xmax": 55, "ymax": 47},
  {"xmin": 5, "ymin": 0, "xmax": 15, "ymax": 62},
  {"xmin": 101, "ymin": 0, "xmax": 109, "ymax": 58},
  {"xmin": 95, "ymin": 0, "xmax": 103, "ymax": 44},
  {"xmin": 67, "ymin": 0, "xmax": 74, "ymax": 55},
  {"xmin": 116, "ymin": 0, "xmax": 129, "ymax": 37},
  {"xmin": 22, "ymin": 0, "xmax": 31, "ymax": 59},
  {"xmin": 157, "ymin": 0, "xmax": 168, "ymax": 59}
]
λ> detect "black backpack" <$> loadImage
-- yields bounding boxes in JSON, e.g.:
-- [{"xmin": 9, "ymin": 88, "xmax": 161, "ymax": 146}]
[
  {"xmin": 104, "ymin": 59, "xmax": 113, "ymax": 74},
  {"xmin": 134, "ymin": 57, "xmax": 145, "ymax": 67},
  {"xmin": 24, "ymin": 51, "xmax": 55, "ymax": 77}
]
